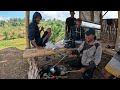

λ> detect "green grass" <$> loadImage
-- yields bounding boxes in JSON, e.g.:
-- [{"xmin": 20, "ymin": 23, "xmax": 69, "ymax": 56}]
[{"xmin": 0, "ymin": 38, "xmax": 26, "ymax": 50}]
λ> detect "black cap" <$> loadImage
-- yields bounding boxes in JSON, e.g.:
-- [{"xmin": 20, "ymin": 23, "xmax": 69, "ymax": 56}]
[{"xmin": 85, "ymin": 28, "xmax": 95, "ymax": 35}]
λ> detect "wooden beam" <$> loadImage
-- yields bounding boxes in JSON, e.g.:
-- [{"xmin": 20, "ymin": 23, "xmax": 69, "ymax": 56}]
[
  {"xmin": 100, "ymin": 11, "xmax": 103, "ymax": 24},
  {"xmin": 102, "ymin": 11, "xmax": 108, "ymax": 18},
  {"xmin": 103, "ymin": 48, "xmax": 117, "ymax": 56},
  {"xmin": 100, "ymin": 11, "xmax": 103, "ymax": 40},
  {"xmin": 79, "ymin": 11, "xmax": 82, "ymax": 19},
  {"xmin": 23, "ymin": 48, "xmax": 76, "ymax": 58},
  {"xmin": 25, "ymin": 11, "xmax": 31, "ymax": 49},
  {"xmin": 115, "ymin": 11, "xmax": 120, "ymax": 50},
  {"xmin": 90, "ymin": 11, "xmax": 94, "ymax": 22}
]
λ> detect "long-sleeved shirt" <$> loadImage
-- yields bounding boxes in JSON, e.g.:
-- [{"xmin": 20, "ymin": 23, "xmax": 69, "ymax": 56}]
[
  {"xmin": 77, "ymin": 40, "xmax": 102, "ymax": 67},
  {"xmin": 70, "ymin": 25, "xmax": 85, "ymax": 41}
]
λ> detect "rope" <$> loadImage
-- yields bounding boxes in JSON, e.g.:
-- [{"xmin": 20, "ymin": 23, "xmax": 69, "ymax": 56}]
[{"xmin": 53, "ymin": 54, "xmax": 67, "ymax": 67}]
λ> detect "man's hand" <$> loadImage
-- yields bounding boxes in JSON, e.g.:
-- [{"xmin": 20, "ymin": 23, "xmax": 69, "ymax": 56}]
[
  {"xmin": 79, "ymin": 67, "xmax": 87, "ymax": 73},
  {"xmin": 66, "ymin": 50, "xmax": 72, "ymax": 55},
  {"xmin": 66, "ymin": 50, "xmax": 78, "ymax": 58},
  {"xmin": 67, "ymin": 67, "xmax": 87, "ymax": 73},
  {"xmin": 41, "ymin": 26, "xmax": 44, "ymax": 31},
  {"xmin": 39, "ymin": 26, "xmax": 44, "ymax": 32},
  {"xmin": 69, "ymin": 55, "xmax": 77, "ymax": 58}
]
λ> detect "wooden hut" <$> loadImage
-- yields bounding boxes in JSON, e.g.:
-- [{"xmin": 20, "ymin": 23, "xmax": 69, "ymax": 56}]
[
  {"xmin": 24, "ymin": 11, "xmax": 120, "ymax": 79},
  {"xmin": 24, "ymin": 11, "xmax": 120, "ymax": 56}
]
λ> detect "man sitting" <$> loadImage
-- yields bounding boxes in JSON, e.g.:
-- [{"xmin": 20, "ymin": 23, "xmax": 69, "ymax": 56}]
[
  {"xmin": 28, "ymin": 12, "xmax": 51, "ymax": 49},
  {"xmin": 67, "ymin": 28, "xmax": 102, "ymax": 79}
]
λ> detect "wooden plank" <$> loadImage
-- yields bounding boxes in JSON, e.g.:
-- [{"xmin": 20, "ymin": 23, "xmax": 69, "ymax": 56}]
[
  {"xmin": 79, "ymin": 11, "xmax": 82, "ymax": 19},
  {"xmin": 23, "ymin": 48, "xmax": 76, "ymax": 58},
  {"xmin": 103, "ymin": 48, "xmax": 117, "ymax": 56},
  {"xmin": 102, "ymin": 11, "xmax": 108, "ymax": 17},
  {"xmin": 90, "ymin": 11, "xmax": 94, "ymax": 22}
]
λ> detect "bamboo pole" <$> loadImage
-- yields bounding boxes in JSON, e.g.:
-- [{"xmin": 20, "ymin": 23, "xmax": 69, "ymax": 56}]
[
  {"xmin": 25, "ymin": 11, "xmax": 31, "ymax": 49},
  {"xmin": 115, "ymin": 11, "xmax": 120, "ymax": 50}
]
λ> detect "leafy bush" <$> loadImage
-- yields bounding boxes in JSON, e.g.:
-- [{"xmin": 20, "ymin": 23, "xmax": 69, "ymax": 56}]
[
  {"xmin": 3, "ymin": 31, "xmax": 9, "ymax": 40},
  {"xmin": 0, "ymin": 18, "xmax": 65, "ymax": 44}
]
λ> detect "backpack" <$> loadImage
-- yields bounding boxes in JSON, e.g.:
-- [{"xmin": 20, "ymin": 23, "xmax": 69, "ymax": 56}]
[{"xmin": 80, "ymin": 42, "xmax": 100, "ymax": 54}]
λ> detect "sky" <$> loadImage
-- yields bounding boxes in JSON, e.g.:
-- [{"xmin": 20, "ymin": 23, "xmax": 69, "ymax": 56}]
[
  {"xmin": 0, "ymin": 11, "xmax": 118, "ymax": 21},
  {"xmin": 0, "ymin": 11, "xmax": 79, "ymax": 21},
  {"xmin": 102, "ymin": 11, "xmax": 118, "ymax": 19}
]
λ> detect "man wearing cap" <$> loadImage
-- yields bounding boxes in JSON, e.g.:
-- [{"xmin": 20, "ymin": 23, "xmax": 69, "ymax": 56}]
[
  {"xmin": 65, "ymin": 11, "xmax": 76, "ymax": 40},
  {"xmin": 67, "ymin": 28, "xmax": 102, "ymax": 79},
  {"xmin": 70, "ymin": 18, "xmax": 85, "ymax": 44}
]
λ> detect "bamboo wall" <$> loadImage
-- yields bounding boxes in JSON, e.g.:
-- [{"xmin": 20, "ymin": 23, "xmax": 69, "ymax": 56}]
[{"xmin": 101, "ymin": 19, "xmax": 118, "ymax": 46}]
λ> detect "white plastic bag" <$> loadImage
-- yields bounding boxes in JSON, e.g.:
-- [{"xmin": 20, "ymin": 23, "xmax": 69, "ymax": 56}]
[{"xmin": 45, "ymin": 42, "xmax": 55, "ymax": 49}]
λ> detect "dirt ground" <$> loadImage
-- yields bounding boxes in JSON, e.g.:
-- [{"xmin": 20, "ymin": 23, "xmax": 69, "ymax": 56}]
[
  {"xmin": 0, "ymin": 47, "xmax": 29, "ymax": 79},
  {"xmin": 0, "ymin": 47, "xmax": 113, "ymax": 79}
]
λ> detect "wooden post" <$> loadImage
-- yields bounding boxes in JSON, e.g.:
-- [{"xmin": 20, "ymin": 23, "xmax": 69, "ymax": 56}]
[
  {"xmin": 100, "ymin": 11, "xmax": 102, "ymax": 24},
  {"xmin": 25, "ymin": 11, "xmax": 31, "ymax": 49},
  {"xmin": 91, "ymin": 11, "xmax": 94, "ymax": 22},
  {"xmin": 100, "ymin": 11, "xmax": 103, "ymax": 40},
  {"xmin": 115, "ymin": 11, "xmax": 120, "ymax": 50},
  {"xmin": 79, "ymin": 11, "xmax": 82, "ymax": 19}
]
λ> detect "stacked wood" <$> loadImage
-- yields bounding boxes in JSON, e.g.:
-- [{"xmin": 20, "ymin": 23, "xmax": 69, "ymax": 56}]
[{"xmin": 28, "ymin": 57, "xmax": 40, "ymax": 79}]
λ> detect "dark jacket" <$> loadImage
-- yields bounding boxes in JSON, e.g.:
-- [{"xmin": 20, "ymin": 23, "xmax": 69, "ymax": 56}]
[
  {"xmin": 28, "ymin": 12, "xmax": 42, "ymax": 46},
  {"xmin": 70, "ymin": 25, "xmax": 85, "ymax": 41}
]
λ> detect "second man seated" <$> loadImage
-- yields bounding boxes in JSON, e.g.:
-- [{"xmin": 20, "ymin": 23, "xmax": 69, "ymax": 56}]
[{"xmin": 70, "ymin": 18, "xmax": 85, "ymax": 44}]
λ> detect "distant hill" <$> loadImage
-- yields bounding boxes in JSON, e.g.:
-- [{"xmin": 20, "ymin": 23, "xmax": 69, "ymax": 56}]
[{"xmin": 0, "ymin": 16, "xmax": 10, "ymax": 21}]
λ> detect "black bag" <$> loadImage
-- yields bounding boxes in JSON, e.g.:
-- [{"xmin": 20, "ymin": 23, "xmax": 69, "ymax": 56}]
[
  {"xmin": 64, "ymin": 39, "xmax": 76, "ymax": 48},
  {"xmin": 39, "ymin": 64, "xmax": 61, "ymax": 78}
]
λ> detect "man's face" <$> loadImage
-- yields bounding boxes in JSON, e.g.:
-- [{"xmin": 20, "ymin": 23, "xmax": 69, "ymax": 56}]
[
  {"xmin": 70, "ymin": 11, "xmax": 75, "ymax": 17},
  {"xmin": 76, "ymin": 21, "xmax": 82, "ymax": 26},
  {"xmin": 35, "ymin": 16, "xmax": 41, "ymax": 24},
  {"xmin": 85, "ymin": 34, "xmax": 94, "ymax": 42}
]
